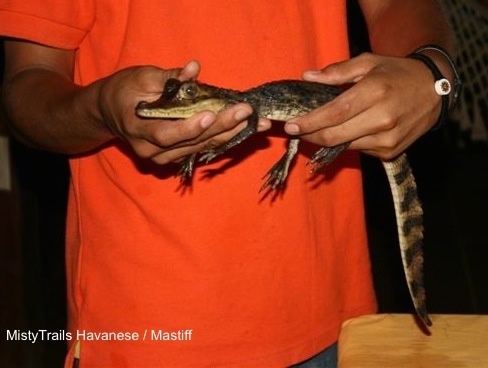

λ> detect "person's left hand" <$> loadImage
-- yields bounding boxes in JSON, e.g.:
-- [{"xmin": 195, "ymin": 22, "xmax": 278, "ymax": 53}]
[{"xmin": 284, "ymin": 53, "xmax": 442, "ymax": 160}]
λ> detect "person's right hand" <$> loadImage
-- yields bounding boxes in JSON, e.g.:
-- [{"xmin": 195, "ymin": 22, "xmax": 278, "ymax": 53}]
[
  {"xmin": 3, "ymin": 40, "xmax": 269, "ymax": 163},
  {"xmin": 98, "ymin": 60, "xmax": 269, "ymax": 164}
]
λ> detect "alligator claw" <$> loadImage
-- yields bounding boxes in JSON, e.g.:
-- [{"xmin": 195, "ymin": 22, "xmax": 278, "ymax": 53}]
[
  {"xmin": 259, "ymin": 159, "xmax": 288, "ymax": 192},
  {"xmin": 177, "ymin": 154, "xmax": 197, "ymax": 182},
  {"xmin": 260, "ymin": 162, "xmax": 289, "ymax": 192},
  {"xmin": 199, "ymin": 149, "xmax": 222, "ymax": 164},
  {"xmin": 309, "ymin": 143, "xmax": 350, "ymax": 172},
  {"xmin": 260, "ymin": 139, "xmax": 300, "ymax": 192}
]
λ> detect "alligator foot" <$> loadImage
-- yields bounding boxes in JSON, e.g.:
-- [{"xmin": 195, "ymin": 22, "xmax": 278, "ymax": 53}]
[
  {"xmin": 199, "ymin": 149, "xmax": 223, "ymax": 164},
  {"xmin": 309, "ymin": 142, "xmax": 350, "ymax": 172},
  {"xmin": 199, "ymin": 111, "xmax": 259, "ymax": 164},
  {"xmin": 260, "ymin": 138, "xmax": 300, "ymax": 192},
  {"xmin": 177, "ymin": 154, "xmax": 197, "ymax": 182}
]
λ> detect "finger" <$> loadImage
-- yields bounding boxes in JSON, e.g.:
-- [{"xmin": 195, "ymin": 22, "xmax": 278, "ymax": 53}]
[
  {"xmin": 136, "ymin": 62, "xmax": 199, "ymax": 97},
  {"xmin": 197, "ymin": 103, "xmax": 253, "ymax": 140},
  {"xmin": 149, "ymin": 104, "xmax": 253, "ymax": 163},
  {"xmin": 141, "ymin": 111, "xmax": 217, "ymax": 148},
  {"xmin": 141, "ymin": 103, "xmax": 252, "ymax": 148},
  {"xmin": 178, "ymin": 60, "xmax": 201, "ymax": 81},
  {"xmin": 148, "ymin": 119, "xmax": 249, "ymax": 165},
  {"xmin": 287, "ymin": 70, "xmax": 410, "ymax": 148},
  {"xmin": 284, "ymin": 86, "xmax": 364, "ymax": 136},
  {"xmin": 212, "ymin": 103, "xmax": 252, "ymax": 129},
  {"xmin": 303, "ymin": 53, "xmax": 379, "ymax": 85},
  {"xmin": 148, "ymin": 125, "xmax": 248, "ymax": 165},
  {"xmin": 256, "ymin": 117, "xmax": 272, "ymax": 132},
  {"xmin": 286, "ymin": 69, "xmax": 402, "ymax": 136},
  {"xmin": 130, "ymin": 138, "xmax": 199, "ymax": 165},
  {"xmin": 347, "ymin": 132, "xmax": 408, "ymax": 161},
  {"xmin": 134, "ymin": 66, "xmax": 175, "ymax": 95},
  {"xmin": 298, "ymin": 98, "xmax": 396, "ymax": 148}
]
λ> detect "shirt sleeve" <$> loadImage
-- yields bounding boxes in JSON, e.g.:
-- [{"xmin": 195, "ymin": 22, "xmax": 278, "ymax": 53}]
[{"xmin": 0, "ymin": 1, "xmax": 94, "ymax": 49}]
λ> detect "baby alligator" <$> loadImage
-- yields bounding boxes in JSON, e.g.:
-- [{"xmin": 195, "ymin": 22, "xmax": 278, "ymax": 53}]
[{"xmin": 136, "ymin": 78, "xmax": 431, "ymax": 328}]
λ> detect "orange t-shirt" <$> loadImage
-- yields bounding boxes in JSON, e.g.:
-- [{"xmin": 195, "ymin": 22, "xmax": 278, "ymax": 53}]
[{"xmin": 0, "ymin": 1, "xmax": 377, "ymax": 367}]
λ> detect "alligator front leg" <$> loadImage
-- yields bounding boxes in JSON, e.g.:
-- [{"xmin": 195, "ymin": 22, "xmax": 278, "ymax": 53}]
[
  {"xmin": 198, "ymin": 110, "xmax": 260, "ymax": 163},
  {"xmin": 260, "ymin": 138, "xmax": 300, "ymax": 191},
  {"xmin": 261, "ymin": 141, "xmax": 349, "ymax": 191}
]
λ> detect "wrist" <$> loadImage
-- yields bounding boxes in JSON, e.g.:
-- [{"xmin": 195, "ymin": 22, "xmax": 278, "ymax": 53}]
[
  {"xmin": 411, "ymin": 44, "xmax": 461, "ymax": 109},
  {"xmin": 407, "ymin": 44, "xmax": 461, "ymax": 130},
  {"xmin": 77, "ymin": 79, "xmax": 118, "ymax": 142}
]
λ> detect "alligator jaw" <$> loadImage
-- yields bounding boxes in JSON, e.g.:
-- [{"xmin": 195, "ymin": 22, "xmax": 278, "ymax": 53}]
[
  {"xmin": 136, "ymin": 98, "xmax": 228, "ymax": 119},
  {"xmin": 134, "ymin": 79, "xmax": 432, "ymax": 329}
]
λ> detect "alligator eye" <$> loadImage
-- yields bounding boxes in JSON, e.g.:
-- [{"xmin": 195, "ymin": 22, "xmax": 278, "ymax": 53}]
[{"xmin": 182, "ymin": 83, "xmax": 197, "ymax": 99}]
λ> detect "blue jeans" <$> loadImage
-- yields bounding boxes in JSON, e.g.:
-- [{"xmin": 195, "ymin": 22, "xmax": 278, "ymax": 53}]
[
  {"xmin": 290, "ymin": 343, "xmax": 338, "ymax": 368},
  {"xmin": 72, "ymin": 343, "xmax": 338, "ymax": 368}
]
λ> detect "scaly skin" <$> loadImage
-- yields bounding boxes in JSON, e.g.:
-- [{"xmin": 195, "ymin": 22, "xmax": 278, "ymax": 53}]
[{"xmin": 136, "ymin": 79, "xmax": 431, "ymax": 327}]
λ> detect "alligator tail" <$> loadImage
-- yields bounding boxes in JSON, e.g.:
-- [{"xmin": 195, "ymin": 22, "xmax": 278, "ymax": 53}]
[{"xmin": 383, "ymin": 153, "xmax": 432, "ymax": 327}]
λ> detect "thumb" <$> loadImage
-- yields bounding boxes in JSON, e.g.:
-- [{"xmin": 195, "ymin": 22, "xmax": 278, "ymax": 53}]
[
  {"xmin": 303, "ymin": 56, "xmax": 372, "ymax": 85},
  {"xmin": 177, "ymin": 60, "xmax": 201, "ymax": 81}
]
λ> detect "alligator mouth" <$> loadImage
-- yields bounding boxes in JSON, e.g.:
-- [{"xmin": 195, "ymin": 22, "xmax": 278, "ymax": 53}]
[{"xmin": 136, "ymin": 98, "xmax": 227, "ymax": 118}]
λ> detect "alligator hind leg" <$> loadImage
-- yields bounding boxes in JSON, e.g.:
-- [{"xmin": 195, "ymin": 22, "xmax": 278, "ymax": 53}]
[
  {"xmin": 309, "ymin": 142, "xmax": 350, "ymax": 172},
  {"xmin": 199, "ymin": 111, "xmax": 259, "ymax": 163},
  {"xmin": 177, "ymin": 153, "xmax": 197, "ymax": 182},
  {"xmin": 260, "ymin": 138, "xmax": 300, "ymax": 191}
]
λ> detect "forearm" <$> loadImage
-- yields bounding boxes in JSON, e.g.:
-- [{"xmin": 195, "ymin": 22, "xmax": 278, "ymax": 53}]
[
  {"xmin": 2, "ymin": 68, "xmax": 114, "ymax": 154},
  {"xmin": 361, "ymin": 0, "xmax": 454, "ymax": 56},
  {"xmin": 358, "ymin": 0, "xmax": 457, "ymax": 106}
]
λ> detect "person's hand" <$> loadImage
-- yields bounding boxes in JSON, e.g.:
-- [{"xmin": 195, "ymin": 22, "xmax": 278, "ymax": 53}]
[
  {"xmin": 284, "ymin": 53, "xmax": 442, "ymax": 160},
  {"xmin": 98, "ymin": 60, "xmax": 270, "ymax": 164}
]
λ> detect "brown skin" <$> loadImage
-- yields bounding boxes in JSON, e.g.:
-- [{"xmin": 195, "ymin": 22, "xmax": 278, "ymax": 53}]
[
  {"xmin": 285, "ymin": 0, "xmax": 455, "ymax": 160},
  {"xmin": 2, "ymin": 0, "xmax": 454, "ymax": 163},
  {"xmin": 2, "ymin": 45, "xmax": 257, "ymax": 164}
]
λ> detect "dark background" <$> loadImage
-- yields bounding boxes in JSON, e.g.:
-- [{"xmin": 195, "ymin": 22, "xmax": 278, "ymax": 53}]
[{"xmin": 1, "ymin": 1, "xmax": 487, "ymax": 366}]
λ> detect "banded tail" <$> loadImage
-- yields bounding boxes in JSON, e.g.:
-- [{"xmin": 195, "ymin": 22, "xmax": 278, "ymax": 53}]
[{"xmin": 383, "ymin": 153, "xmax": 431, "ymax": 327}]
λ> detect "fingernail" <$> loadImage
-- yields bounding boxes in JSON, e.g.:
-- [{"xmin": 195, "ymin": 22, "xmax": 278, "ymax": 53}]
[
  {"xmin": 285, "ymin": 123, "xmax": 300, "ymax": 134},
  {"xmin": 257, "ymin": 119, "xmax": 271, "ymax": 132},
  {"xmin": 180, "ymin": 60, "xmax": 200, "ymax": 78},
  {"xmin": 200, "ymin": 114, "xmax": 215, "ymax": 128},
  {"xmin": 304, "ymin": 70, "xmax": 321, "ymax": 76},
  {"xmin": 234, "ymin": 109, "xmax": 250, "ymax": 121},
  {"xmin": 303, "ymin": 70, "xmax": 322, "ymax": 80}
]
